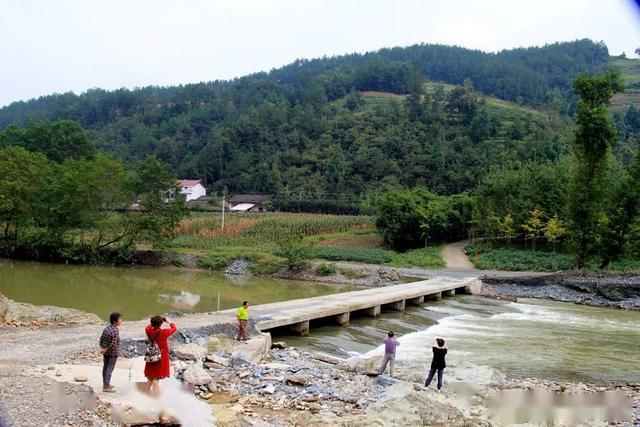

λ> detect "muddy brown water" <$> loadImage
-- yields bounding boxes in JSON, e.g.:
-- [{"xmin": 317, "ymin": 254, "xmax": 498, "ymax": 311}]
[{"xmin": 0, "ymin": 259, "xmax": 359, "ymax": 321}]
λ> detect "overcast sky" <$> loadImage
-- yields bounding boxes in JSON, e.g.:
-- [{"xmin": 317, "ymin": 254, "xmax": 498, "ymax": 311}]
[{"xmin": 1, "ymin": 0, "xmax": 639, "ymax": 107}]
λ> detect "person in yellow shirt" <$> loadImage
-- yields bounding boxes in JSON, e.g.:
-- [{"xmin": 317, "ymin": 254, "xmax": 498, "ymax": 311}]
[{"xmin": 236, "ymin": 301, "xmax": 250, "ymax": 341}]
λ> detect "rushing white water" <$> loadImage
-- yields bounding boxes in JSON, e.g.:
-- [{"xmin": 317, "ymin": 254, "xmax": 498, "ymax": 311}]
[{"xmin": 281, "ymin": 296, "xmax": 640, "ymax": 384}]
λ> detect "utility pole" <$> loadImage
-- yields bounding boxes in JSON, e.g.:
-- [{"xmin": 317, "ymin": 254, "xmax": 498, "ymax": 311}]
[{"xmin": 221, "ymin": 194, "xmax": 225, "ymax": 232}]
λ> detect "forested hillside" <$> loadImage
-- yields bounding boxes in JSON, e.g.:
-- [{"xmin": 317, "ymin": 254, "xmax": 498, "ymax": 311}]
[{"xmin": 0, "ymin": 39, "xmax": 637, "ymax": 201}]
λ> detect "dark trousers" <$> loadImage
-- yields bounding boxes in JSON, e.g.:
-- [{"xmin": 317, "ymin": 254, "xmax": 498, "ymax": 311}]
[
  {"xmin": 102, "ymin": 355, "xmax": 118, "ymax": 387},
  {"xmin": 425, "ymin": 367, "xmax": 444, "ymax": 390}
]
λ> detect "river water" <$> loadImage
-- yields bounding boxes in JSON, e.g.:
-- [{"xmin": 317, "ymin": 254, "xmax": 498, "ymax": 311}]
[
  {"xmin": 0, "ymin": 259, "xmax": 358, "ymax": 321},
  {"xmin": 2, "ymin": 259, "xmax": 638, "ymax": 384},
  {"xmin": 281, "ymin": 295, "xmax": 640, "ymax": 384}
]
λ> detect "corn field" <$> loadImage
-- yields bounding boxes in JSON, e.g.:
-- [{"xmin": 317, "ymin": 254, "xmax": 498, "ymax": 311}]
[{"xmin": 174, "ymin": 212, "xmax": 374, "ymax": 249}]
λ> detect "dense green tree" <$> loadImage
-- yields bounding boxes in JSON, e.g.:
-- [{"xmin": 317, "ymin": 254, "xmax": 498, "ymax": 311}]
[
  {"xmin": 0, "ymin": 147, "xmax": 50, "ymax": 240},
  {"xmin": 0, "ymin": 120, "xmax": 94, "ymax": 162},
  {"xmin": 375, "ymin": 187, "xmax": 472, "ymax": 250},
  {"xmin": 568, "ymin": 70, "xmax": 623, "ymax": 267}
]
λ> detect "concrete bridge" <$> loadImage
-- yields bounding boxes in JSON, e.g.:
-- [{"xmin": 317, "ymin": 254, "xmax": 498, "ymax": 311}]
[{"xmin": 236, "ymin": 275, "xmax": 481, "ymax": 336}]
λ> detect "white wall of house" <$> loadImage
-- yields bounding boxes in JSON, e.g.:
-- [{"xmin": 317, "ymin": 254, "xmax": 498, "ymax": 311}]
[{"xmin": 181, "ymin": 183, "xmax": 207, "ymax": 201}]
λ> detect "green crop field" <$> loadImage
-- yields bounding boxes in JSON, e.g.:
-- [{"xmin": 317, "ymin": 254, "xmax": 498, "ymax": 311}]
[{"xmin": 173, "ymin": 212, "xmax": 373, "ymax": 249}]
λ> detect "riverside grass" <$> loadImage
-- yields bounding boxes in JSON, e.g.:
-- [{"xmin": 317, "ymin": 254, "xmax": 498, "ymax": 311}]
[
  {"xmin": 465, "ymin": 244, "xmax": 574, "ymax": 271},
  {"xmin": 466, "ymin": 244, "xmax": 640, "ymax": 272}
]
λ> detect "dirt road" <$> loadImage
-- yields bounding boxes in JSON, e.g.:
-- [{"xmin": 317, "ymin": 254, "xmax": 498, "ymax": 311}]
[{"xmin": 442, "ymin": 240, "xmax": 476, "ymax": 269}]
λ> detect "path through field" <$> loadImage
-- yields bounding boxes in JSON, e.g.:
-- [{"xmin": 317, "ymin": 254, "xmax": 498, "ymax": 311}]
[{"xmin": 442, "ymin": 240, "xmax": 475, "ymax": 269}]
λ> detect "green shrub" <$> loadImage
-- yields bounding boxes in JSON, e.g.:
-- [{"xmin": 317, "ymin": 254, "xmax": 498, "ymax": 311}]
[
  {"xmin": 196, "ymin": 253, "xmax": 229, "ymax": 270},
  {"xmin": 197, "ymin": 248, "xmax": 285, "ymax": 273},
  {"xmin": 315, "ymin": 263, "xmax": 337, "ymax": 276},
  {"xmin": 170, "ymin": 258, "xmax": 185, "ymax": 268},
  {"xmin": 605, "ymin": 259, "xmax": 640, "ymax": 272},
  {"xmin": 392, "ymin": 246, "xmax": 445, "ymax": 268},
  {"xmin": 313, "ymin": 247, "xmax": 393, "ymax": 264},
  {"xmin": 277, "ymin": 235, "xmax": 314, "ymax": 272},
  {"xmin": 465, "ymin": 244, "xmax": 573, "ymax": 271},
  {"xmin": 338, "ymin": 267, "xmax": 366, "ymax": 279}
]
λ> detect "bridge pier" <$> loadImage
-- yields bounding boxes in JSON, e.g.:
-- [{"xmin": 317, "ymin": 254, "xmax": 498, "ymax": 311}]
[
  {"xmin": 442, "ymin": 289, "xmax": 455, "ymax": 297},
  {"xmin": 334, "ymin": 312, "xmax": 350, "ymax": 327},
  {"xmin": 290, "ymin": 320, "xmax": 309, "ymax": 336},
  {"xmin": 385, "ymin": 300, "xmax": 406, "ymax": 312},
  {"xmin": 425, "ymin": 292, "xmax": 442, "ymax": 301},
  {"xmin": 364, "ymin": 305, "xmax": 381, "ymax": 318},
  {"xmin": 406, "ymin": 296, "xmax": 424, "ymax": 305}
]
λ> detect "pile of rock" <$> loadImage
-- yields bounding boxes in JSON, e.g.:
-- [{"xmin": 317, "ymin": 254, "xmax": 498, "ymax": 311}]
[
  {"xmin": 172, "ymin": 333, "xmax": 385, "ymax": 418},
  {"xmin": 0, "ymin": 292, "xmax": 102, "ymax": 327}
]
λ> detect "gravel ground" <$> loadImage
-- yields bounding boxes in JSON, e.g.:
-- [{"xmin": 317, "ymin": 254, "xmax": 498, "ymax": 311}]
[
  {"xmin": 482, "ymin": 281, "xmax": 640, "ymax": 310},
  {"xmin": 0, "ymin": 370, "xmax": 116, "ymax": 427}
]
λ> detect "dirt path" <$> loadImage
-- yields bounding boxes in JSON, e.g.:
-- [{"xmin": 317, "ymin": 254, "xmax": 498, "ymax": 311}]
[{"xmin": 442, "ymin": 240, "xmax": 476, "ymax": 269}]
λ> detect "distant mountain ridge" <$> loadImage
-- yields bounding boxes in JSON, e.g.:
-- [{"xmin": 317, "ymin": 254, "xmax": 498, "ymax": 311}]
[
  {"xmin": 0, "ymin": 39, "xmax": 612, "ymax": 129},
  {"xmin": 1, "ymin": 39, "xmax": 637, "ymax": 200}
]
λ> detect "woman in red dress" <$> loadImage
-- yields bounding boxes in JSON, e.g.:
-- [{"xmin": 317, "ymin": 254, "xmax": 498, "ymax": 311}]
[{"xmin": 144, "ymin": 315, "xmax": 177, "ymax": 391}]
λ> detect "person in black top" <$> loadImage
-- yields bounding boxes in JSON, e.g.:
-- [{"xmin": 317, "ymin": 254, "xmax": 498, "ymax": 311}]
[{"xmin": 425, "ymin": 337, "xmax": 447, "ymax": 391}]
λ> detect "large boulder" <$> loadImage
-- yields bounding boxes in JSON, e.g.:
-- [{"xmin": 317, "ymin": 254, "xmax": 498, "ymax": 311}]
[
  {"xmin": 111, "ymin": 404, "xmax": 180, "ymax": 426},
  {"xmin": 0, "ymin": 292, "xmax": 101, "ymax": 325},
  {"xmin": 175, "ymin": 343, "xmax": 206, "ymax": 360},
  {"xmin": 344, "ymin": 355, "xmax": 383, "ymax": 373},
  {"xmin": 207, "ymin": 334, "xmax": 241, "ymax": 353},
  {"xmin": 182, "ymin": 363, "xmax": 212, "ymax": 385},
  {"xmin": 230, "ymin": 333, "xmax": 272, "ymax": 364},
  {"xmin": 352, "ymin": 382, "xmax": 473, "ymax": 426}
]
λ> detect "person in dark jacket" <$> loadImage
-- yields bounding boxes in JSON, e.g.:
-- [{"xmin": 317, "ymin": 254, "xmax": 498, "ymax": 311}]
[
  {"xmin": 425, "ymin": 337, "xmax": 447, "ymax": 391},
  {"xmin": 99, "ymin": 312, "xmax": 122, "ymax": 393}
]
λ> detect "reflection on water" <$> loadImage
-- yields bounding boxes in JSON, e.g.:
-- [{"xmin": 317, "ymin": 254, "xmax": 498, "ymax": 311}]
[
  {"xmin": 0, "ymin": 259, "xmax": 358, "ymax": 320},
  {"xmin": 281, "ymin": 296, "xmax": 640, "ymax": 384},
  {"xmin": 157, "ymin": 291, "xmax": 201, "ymax": 310}
]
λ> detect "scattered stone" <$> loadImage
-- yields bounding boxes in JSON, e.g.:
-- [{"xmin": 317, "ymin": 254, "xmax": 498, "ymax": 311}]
[
  {"xmin": 73, "ymin": 375, "xmax": 88, "ymax": 382},
  {"xmin": 225, "ymin": 259, "xmax": 250, "ymax": 275},
  {"xmin": 182, "ymin": 363, "xmax": 212, "ymax": 385},
  {"xmin": 271, "ymin": 341, "xmax": 287, "ymax": 350},
  {"xmin": 175, "ymin": 342, "xmax": 207, "ymax": 360},
  {"xmin": 285, "ymin": 374, "xmax": 310, "ymax": 386},
  {"xmin": 205, "ymin": 353, "xmax": 228, "ymax": 365},
  {"xmin": 204, "ymin": 362, "xmax": 224, "ymax": 370},
  {"xmin": 263, "ymin": 383, "xmax": 276, "ymax": 394}
]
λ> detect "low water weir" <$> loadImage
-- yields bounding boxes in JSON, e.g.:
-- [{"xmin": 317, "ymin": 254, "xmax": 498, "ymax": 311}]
[{"xmin": 250, "ymin": 276, "xmax": 481, "ymax": 336}]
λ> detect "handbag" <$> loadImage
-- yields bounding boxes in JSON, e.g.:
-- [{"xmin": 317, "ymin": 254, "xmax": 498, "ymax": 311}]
[{"xmin": 144, "ymin": 330, "xmax": 162, "ymax": 363}]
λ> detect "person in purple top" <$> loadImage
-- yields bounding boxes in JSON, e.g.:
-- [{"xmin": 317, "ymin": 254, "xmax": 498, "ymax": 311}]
[{"xmin": 378, "ymin": 331, "xmax": 400, "ymax": 377}]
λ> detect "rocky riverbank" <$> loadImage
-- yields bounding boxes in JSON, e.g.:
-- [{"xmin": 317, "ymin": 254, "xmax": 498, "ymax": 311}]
[
  {"xmin": 1, "ymin": 317, "xmax": 638, "ymax": 425},
  {"xmin": 175, "ymin": 332, "xmax": 639, "ymax": 426},
  {"xmin": 0, "ymin": 292, "xmax": 102, "ymax": 327},
  {"xmin": 481, "ymin": 271, "xmax": 640, "ymax": 310}
]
